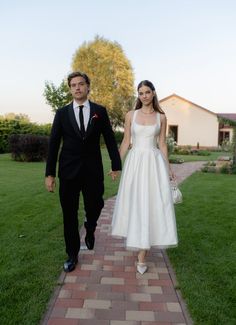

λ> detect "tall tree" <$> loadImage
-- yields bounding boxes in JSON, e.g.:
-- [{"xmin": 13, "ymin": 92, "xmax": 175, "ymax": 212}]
[
  {"xmin": 44, "ymin": 36, "xmax": 135, "ymax": 127},
  {"xmin": 72, "ymin": 36, "xmax": 135, "ymax": 127}
]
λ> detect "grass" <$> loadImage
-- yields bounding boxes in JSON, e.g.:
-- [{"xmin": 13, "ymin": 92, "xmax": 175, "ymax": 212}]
[
  {"xmin": 0, "ymin": 151, "xmax": 119, "ymax": 325},
  {"xmin": 170, "ymin": 151, "xmax": 232, "ymax": 162},
  {"xmin": 167, "ymin": 172, "xmax": 236, "ymax": 325}
]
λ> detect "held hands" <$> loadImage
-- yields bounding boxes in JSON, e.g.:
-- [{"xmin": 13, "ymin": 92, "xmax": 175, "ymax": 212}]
[
  {"xmin": 108, "ymin": 170, "xmax": 120, "ymax": 181},
  {"xmin": 45, "ymin": 176, "xmax": 56, "ymax": 192}
]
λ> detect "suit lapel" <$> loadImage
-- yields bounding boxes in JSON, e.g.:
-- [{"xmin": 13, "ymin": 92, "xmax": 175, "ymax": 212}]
[{"xmin": 68, "ymin": 103, "xmax": 83, "ymax": 138}]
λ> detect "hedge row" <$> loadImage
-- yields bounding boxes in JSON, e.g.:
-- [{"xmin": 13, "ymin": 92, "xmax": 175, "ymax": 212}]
[
  {"xmin": 9, "ymin": 134, "xmax": 49, "ymax": 162},
  {"xmin": 0, "ymin": 119, "xmax": 51, "ymax": 153}
]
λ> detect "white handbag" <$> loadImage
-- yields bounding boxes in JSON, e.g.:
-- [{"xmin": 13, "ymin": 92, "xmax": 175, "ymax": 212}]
[{"xmin": 171, "ymin": 181, "xmax": 183, "ymax": 204}]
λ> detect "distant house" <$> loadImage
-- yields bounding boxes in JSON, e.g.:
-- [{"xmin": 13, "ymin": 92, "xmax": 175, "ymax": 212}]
[{"xmin": 159, "ymin": 94, "xmax": 236, "ymax": 148}]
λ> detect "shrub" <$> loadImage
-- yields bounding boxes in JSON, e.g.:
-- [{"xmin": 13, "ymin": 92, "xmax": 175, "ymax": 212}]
[
  {"xmin": 166, "ymin": 136, "xmax": 177, "ymax": 155},
  {"xmin": 9, "ymin": 134, "xmax": 49, "ymax": 162},
  {"xmin": 196, "ymin": 150, "xmax": 211, "ymax": 156},
  {"xmin": 169, "ymin": 157, "xmax": 184, "ymax": 164},
  {"xmin": 219, "ymin": 164, "xmax": 231, "ymax": 174}
]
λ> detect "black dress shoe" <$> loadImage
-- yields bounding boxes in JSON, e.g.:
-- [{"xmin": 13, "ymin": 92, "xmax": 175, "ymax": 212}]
[
  {"xmin": 63, "ymin": 257, "xmax": 78, "ymax": 272},
  {"xmin": 85, "ymin": 231, "xmax": 95, "ymax": 250}
]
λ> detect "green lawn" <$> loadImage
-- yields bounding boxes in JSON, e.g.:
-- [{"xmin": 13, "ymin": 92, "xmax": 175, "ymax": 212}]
[
  {"xmin": 0, "ymin": 151, "xmax": 119, "ymax": 325},
  {"xmin": 170, "ymin": 151, "xmax": 232, "ymax": 162},
  {"xmin": 168, "ymin": 172, "xmax": 236, "ymax": 325}
]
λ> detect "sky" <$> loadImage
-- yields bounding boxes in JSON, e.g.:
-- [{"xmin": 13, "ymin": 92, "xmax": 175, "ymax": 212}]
[{"xmin": 0, "ymin": 0, "xmax": 236, "ymax": 124}]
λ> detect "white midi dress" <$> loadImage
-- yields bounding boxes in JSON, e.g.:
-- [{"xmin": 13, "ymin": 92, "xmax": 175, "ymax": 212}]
[{"xmin": 111, "ymin": 110, "xmax": 178, "ymax": 250}]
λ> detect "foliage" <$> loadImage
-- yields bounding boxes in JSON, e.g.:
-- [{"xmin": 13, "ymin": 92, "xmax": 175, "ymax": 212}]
[
  {"xmin": 72, "ymin": 36, "xmax": 135, "ymax": 127},
  {"xmin": 43, "ymin": 80, "xmax": 72, "ymax": 112},
  {"xmin": 219, "ymin": 139, "xmax": 232, "ymax": 152},
  {"xmin": 0, "ymin": 112, "xmax": 30, "ymax": 122},
  {"xmin": 166, "ymin": 136, "xmax": 177, "ymax": 155},
  {"xmin": 218, "ymin": 116, "xmax": 236, "ymax": 165},
  {"xmin": 169, "ymin": 157, "xmax": 184, "ymax": 164},
  {"xmin": 0, "ymin": 118, "xmax": 51, "ymax": 153},
  {"xmin": 9, "ymin": 134, "xmax": 49, "ymax": 162}
]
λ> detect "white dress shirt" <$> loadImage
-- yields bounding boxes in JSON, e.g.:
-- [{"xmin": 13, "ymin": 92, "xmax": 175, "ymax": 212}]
[{"xmin": 73, "ymin": 99, "xmax": 90, "ymax": 130}]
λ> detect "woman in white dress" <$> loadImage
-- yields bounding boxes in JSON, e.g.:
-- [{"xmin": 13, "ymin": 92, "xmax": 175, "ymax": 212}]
[{"xmin": 111, "ymin": 80, "xmax": 178, "ymax": 274}]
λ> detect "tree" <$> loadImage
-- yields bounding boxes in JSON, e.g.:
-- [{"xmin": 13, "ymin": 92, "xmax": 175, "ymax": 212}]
[
  {"xmin": 218, "ymin": 116, "xmax": 236, "ymax": 166},
  {"xmin": 72, "ymin": 36, "xmax": 135, "ymax": 127},
  {"xmin": 43, "ymin": 80, "xmax": 72, "ymax": 112},
  {"xmin": 43, "ymin": 36, "xmax": 135, "ymax": 127},
  {"xmin": 0, "ymin": 113, "xmax": 30, "ymax": 123}
]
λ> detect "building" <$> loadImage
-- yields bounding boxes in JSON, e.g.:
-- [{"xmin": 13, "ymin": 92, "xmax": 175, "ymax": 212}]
[{"xmin": 159, "ymin": 94, "xmax": 236, "ymax": 148}]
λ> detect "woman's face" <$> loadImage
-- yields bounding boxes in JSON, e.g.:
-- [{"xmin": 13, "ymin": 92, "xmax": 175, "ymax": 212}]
[{"xmin": 138, "ymin": 85, "xmax": 155, "ymax": 106}]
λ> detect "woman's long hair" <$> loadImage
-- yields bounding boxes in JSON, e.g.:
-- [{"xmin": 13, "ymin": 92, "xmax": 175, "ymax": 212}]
[{"xmin": 134, "ymin": 80, "xmax": 164, "ymax": 114}]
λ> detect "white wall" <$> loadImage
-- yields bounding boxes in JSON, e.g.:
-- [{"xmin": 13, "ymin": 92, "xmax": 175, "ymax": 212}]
[{"xmin": 160, "ymin": 96, "xmax": 219, "ymax": 147}]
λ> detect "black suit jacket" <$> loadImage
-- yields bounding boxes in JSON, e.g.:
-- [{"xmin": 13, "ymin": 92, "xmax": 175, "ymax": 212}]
[{"xmin": 45, "ymin": 101, "xmax": 122, "ymax": 180}]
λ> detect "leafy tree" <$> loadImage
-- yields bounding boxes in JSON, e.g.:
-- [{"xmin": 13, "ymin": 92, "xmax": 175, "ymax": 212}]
[
  {"xmin": 43, "ymin": 80, "xmax": 72, "ymax": 112},
  {"xmin": 43, "ymin": 36, "xmax": 135, "ymax": 127},
  {"xmin": 72, "ymin": 36, "xmax": 135, "ymax": 127}
]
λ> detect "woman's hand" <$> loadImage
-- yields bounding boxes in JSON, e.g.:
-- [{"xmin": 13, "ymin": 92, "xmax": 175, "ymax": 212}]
[{"xmin": 169, "ymin": 169, "xmax": 176, "ymax": 181}]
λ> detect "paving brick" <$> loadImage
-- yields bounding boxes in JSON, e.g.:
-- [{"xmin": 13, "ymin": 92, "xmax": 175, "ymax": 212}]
[
  {"xmin": 111, "ymin": 301, "xmax": 139, "ymax": 311},
  {"xmin": 139, "ymin": 302, "xmax": 166, "ymax": 311},
  {"xmin": 151, "ymin": 294, "xmax": 178, "ymax": 302},
  {"xmin": 95, "ymin": 309, "xmax": 125, "ymax": 320},
  {"xmin": 126, "ymin": 310, "xmax": 155, "ymax": 321},
  {"xmin": 65, "ymin": 307, "xmax": 95, "ymax": 319},
  {"xmin": 55, "ymin": 298, "xmax": 84, "ymax": 308},
  {"xmin": 71, "ymin": 290, "xmax": 97, "ymax": 299},
  {"xmin": 167, "ymin": 302, "xmax": 182, "ymax": 312},
  {"xmin": 101, "ymin": 277, "xmax": 124, "ymax": 285},
  {"xmin": 51, "ymin": 307, "xmax": 66, "ymax": 318},
  {"xmin": 128, "ymin": 293, "xmax": 152, "ymax": 302},
  {"xmin": 154, "ymin": 311, "xmax": 186, "ymax": 322},
  {"xmin": 48, "ymin": 319, "xmax": 79, "ymax": 325},
  {"xmin": 64, "ymin": 276, "xmax": 77, "ymax": 283},
  {"xmin": 141, "ymin": 286, "xmax": 163, "ymax": 294},
  {"xmin": 83, "ymin": 299, "xmax": 111, "ymax": 309},
  {"xmin": 58, "ymin": 289, "xmax": 72, "ymax": 299},
  {"xmin": 112, "ymin": 285, "xmax": 138, "ymax": 293},
  {"xmin": 97, "ymin": 291, "xmax": 124, "ymax": 300}
]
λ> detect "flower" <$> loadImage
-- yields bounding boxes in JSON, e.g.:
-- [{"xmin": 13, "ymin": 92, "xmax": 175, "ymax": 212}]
[{"xmin": 90, "ymin": 113, "xmax": 99, "ymax": 124}]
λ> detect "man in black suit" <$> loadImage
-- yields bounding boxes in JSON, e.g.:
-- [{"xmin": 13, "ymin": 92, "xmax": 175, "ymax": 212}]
[{"xmin": 45, "ymin": 71, "xmax": 121, "ymax": 272}]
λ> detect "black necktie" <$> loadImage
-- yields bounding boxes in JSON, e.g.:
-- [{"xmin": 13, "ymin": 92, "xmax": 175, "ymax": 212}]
[{"xmin": 79, "ymin": 105, "xmax": 85, "ymax": 137}]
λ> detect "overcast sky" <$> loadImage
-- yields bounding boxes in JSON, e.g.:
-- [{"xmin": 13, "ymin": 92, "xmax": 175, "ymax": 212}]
[{"xmin": 1, "ymin": 0, "xmax": 236, "ymax": 123}]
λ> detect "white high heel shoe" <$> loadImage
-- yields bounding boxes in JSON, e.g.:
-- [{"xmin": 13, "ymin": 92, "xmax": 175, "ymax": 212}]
[{"xmin": 137, "ymin": 262, "xmax": 148, "ymax": 275}]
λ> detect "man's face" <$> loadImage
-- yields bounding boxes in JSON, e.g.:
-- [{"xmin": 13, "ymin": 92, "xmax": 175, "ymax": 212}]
[{"xmin": 69, "ymin": 76, "xmax": 89, "ymax": 102}]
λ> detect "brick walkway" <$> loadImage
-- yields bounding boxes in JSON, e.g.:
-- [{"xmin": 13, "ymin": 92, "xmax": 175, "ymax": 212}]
[{"xmin": 41, "ymin": 162, "xmax": 204, "ymax": 325}]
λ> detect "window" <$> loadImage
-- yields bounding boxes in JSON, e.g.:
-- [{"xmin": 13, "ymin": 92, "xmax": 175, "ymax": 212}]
[{"xmin": 219, "ymin": 131, "xmax": 230, "ymax": 144}]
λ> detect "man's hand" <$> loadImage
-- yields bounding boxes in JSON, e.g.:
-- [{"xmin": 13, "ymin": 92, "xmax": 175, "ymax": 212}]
[
  {"xmin": 45, "ymin": 176, "xmax": 56, "ymax": 192},
  {"xmin": 108, "ymin": 170, "xmax": 120, "ymax": 181}
]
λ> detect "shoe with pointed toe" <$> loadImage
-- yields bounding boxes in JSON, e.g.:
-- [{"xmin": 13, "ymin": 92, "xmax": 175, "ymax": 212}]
[
  {"xmin": 63, "ymin": 257, "xmax": 78, "ymax": 272},
  {"xmin": 137, "ymin": 262, "xmax": 148, "ymax": 275},
  {"xmin": 85, "ymin": 231, "xmax": 95, "ymax": 250}
]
